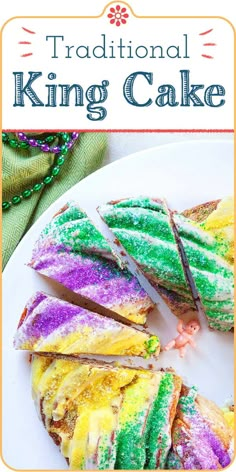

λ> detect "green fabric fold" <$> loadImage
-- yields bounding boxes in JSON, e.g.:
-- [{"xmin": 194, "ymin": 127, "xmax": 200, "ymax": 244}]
[{"xmin": 2, "ymin": 132, "xmax": 107, "ymax": 269}]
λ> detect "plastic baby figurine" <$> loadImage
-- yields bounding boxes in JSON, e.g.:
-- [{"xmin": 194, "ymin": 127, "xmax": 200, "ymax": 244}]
[{"xmin": 163, "ymin": 319, "xmax": 200, "ymax": 358}]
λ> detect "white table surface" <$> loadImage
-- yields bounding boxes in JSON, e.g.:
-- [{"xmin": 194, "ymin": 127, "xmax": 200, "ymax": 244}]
[{"xmin": 105, "ymin": 132, "xmax": 233, "ymax": 164}]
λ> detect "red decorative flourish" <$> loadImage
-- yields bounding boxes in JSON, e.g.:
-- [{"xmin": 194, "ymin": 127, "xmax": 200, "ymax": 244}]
[
  {"xmin": 22, "ymin": 26, "xmax": 36, "ymax": 34},
  {"xmin": 199, "ymin": 28, "xmax": 213, "ymax": 36},
  {"xmin": 201, "ymin": 54, "xmax": 214, "ymax": 59},
  {"xmin": 21, "ymin": 53, "xmax": 33, "ymax": 57},
  {"xmin": 107, "ymin": 5, "xmax": 129, "ymax": 27},
  {"xmin": 199, "ymin": 28, "xmax": 216, "ymax": 59},
  {"xmin": 19, "ymin": 26, "xmax": 36, "ymax": 57}
]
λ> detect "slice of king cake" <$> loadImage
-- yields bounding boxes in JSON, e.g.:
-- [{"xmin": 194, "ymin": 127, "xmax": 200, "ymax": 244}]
[
  {"xmin": 31, "ymin": 355, "xmax": 182, "ymax": 470},
  {"xmin": 167, "ymin": 385, "xmax": 233, "ymax": 469},
  {"xmin": 98, "ymin": 197, "xmax": 197, "ymax": 318},
  {"xmin": 173, "ymin": 212, "xmax": 234, "ymax": 331},
  {"xmin": 13, "ymin": 292, "xmax": 160, "ymax": 358},
  {"xmin": 182, "ymin": 196, "xmax": 234, "ymax": 265},
  {"xmin": 98, "ymin": 197, "xmax": 234, "ymax": 331},
  {"xmin": 28, "ymin": 202, "xmax": 154, "ymax": 325}
]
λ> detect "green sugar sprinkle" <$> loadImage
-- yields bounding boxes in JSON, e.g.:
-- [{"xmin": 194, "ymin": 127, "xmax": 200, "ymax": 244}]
[
  {"xmin": 204, "ymin": 298, "xmax": 234, "ymax": 311},
  {"xmin": 98, "ymin": 435, "xmax": 116, "ymax": 470},
  {"xmin": 101, "ymin": 198, "xmax": 234, "ymax": 331},
  {"xmin": 114, "ymin": 228, "xmax": 187, "ymax": 287},
  {"xmin": 182, "ymin": 237, "xmax": 233, "ymax": 280},
  {"xmin": 113, "ymin": 197, "xmax": 167, "ymax": 214},
  {"xmin": 206, "ymin": 310, "xmax": 233, "ymax": 322},
  {"xmin": 191, "ymin": 266, "xmax": 233, "ymax": 301},
  {"xmin": 208, "ymin": 320, "xmax": 232, "ymax": 332},
  {"xmin": 44, "ymin": 203, "xmax": 111, "ymax": 254},
  {"xmin": 102, "ymin": 207, "xmax": 175, "ymax": 244},
  {"xmin": 167, "ymin": 450, "xmax": 183, "ymax": 469},
  {"xmin": 176, "ymin": 214, "xmax": 218, "ymax": 250},
  {"xmin": 144, "ymin": 336, "xmax": 160, "ymax": 358},
  {"xmin": 100, "ymin": 200, "xmax": 191, "ymax": 295},
  {"xmin": 145, "ymin": 373, "xmax": 174, "ymax": 469},
  {"xmin": 115, "ymin": 375, "xmax": 153, "ymax": 470},
  {"xmin": 178, "ymin": 386, "xmax": 198, "ymax": 415},
  {"xmin": 115, "ymin": 411, "xmax": 147, "ymax": 470}
]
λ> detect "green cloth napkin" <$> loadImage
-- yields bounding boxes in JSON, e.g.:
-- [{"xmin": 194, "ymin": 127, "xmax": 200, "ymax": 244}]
[{"xmin": 2, "ymin": 132, "xmax": 107, "ymax": 269}]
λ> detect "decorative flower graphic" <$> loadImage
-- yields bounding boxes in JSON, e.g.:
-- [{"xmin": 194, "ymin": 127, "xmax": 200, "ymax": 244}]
[{"xmin": 108, "ymin": 5, "xmax": 129, "ymax": 27}]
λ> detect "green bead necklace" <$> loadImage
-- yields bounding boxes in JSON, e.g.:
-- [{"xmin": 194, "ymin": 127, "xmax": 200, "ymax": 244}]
[
  {"xmin": 2, "ymin": 131, "xmax": 79, "ymax": 211},
  {"xmin": 2, "ymin": 132, "xmax": 57, "ymax": 150}
]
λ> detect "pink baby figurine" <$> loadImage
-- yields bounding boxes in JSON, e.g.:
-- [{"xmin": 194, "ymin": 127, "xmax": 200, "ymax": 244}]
[{"xmin": 163, "ymin": 319, "xmax": 200, "ymax": 358}]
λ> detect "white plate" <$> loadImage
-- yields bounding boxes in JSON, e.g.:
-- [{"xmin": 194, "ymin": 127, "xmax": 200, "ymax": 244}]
[{"xmin": 2, "ymin": 140, "xmax": 234, "ymax": 470}]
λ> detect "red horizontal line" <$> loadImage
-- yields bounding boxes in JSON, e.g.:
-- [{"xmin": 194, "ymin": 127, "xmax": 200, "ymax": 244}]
[
  {"xmin": 199, "ymin": 28, "xmax": 213, "ymax": 35},
  {"xmin": 22, "ymin": 26, "xmax": 36, "ymax": 34},
  {"xmin": 18, "ymin": 41, "xmax": 31, "ymax": 44},
  {"xmin": 203, "ymin": 43, "xmax": 216, "ymax": 46},
  {"xmin": 202, "ymin": 54, "xmax": 214, "ymax": 59},
  {"xmin": 21, "ymin": 53, "xmax": 33, "ymax": 57},
  {"xmin": 3, "ymin": 129, "xmax": 234, "ymax": 133}
]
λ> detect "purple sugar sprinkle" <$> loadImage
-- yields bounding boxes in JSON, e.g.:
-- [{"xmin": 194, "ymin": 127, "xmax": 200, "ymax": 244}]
[
  {"xmin": 14, "ymin": 292, "xmax": 123, "ymax": 351},
  {"xmin": 26, "ymin": 292, "xmax": 47, "ymax": 319},
  {"xmin": 191, "ymin": 411, "xmax": 231, "ymax": 467},
  {"xmin": 30, "ymin": 243, "xmax": 148, "ymax": 309},
  {"xmin": 22, "ymin": 295, "xmax": 112, "ymax": 338},
  {"xmin": 172, "ymin": 407, "xmax": 231, "ymax": 469}
]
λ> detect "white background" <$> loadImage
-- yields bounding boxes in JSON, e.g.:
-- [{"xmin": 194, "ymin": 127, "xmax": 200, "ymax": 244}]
[
  {"xmin": 1, "ymin": 1, "xmax": 235, "ymax": 471},
  {"xmin": 1, "ymin": 5, "xmax": 235, "ymax": 129}
]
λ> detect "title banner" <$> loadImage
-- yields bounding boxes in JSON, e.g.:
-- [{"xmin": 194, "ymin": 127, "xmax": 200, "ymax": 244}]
[{"xmin": 2, "ymin": 2, "xmax": 234, "ymax": 130}]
